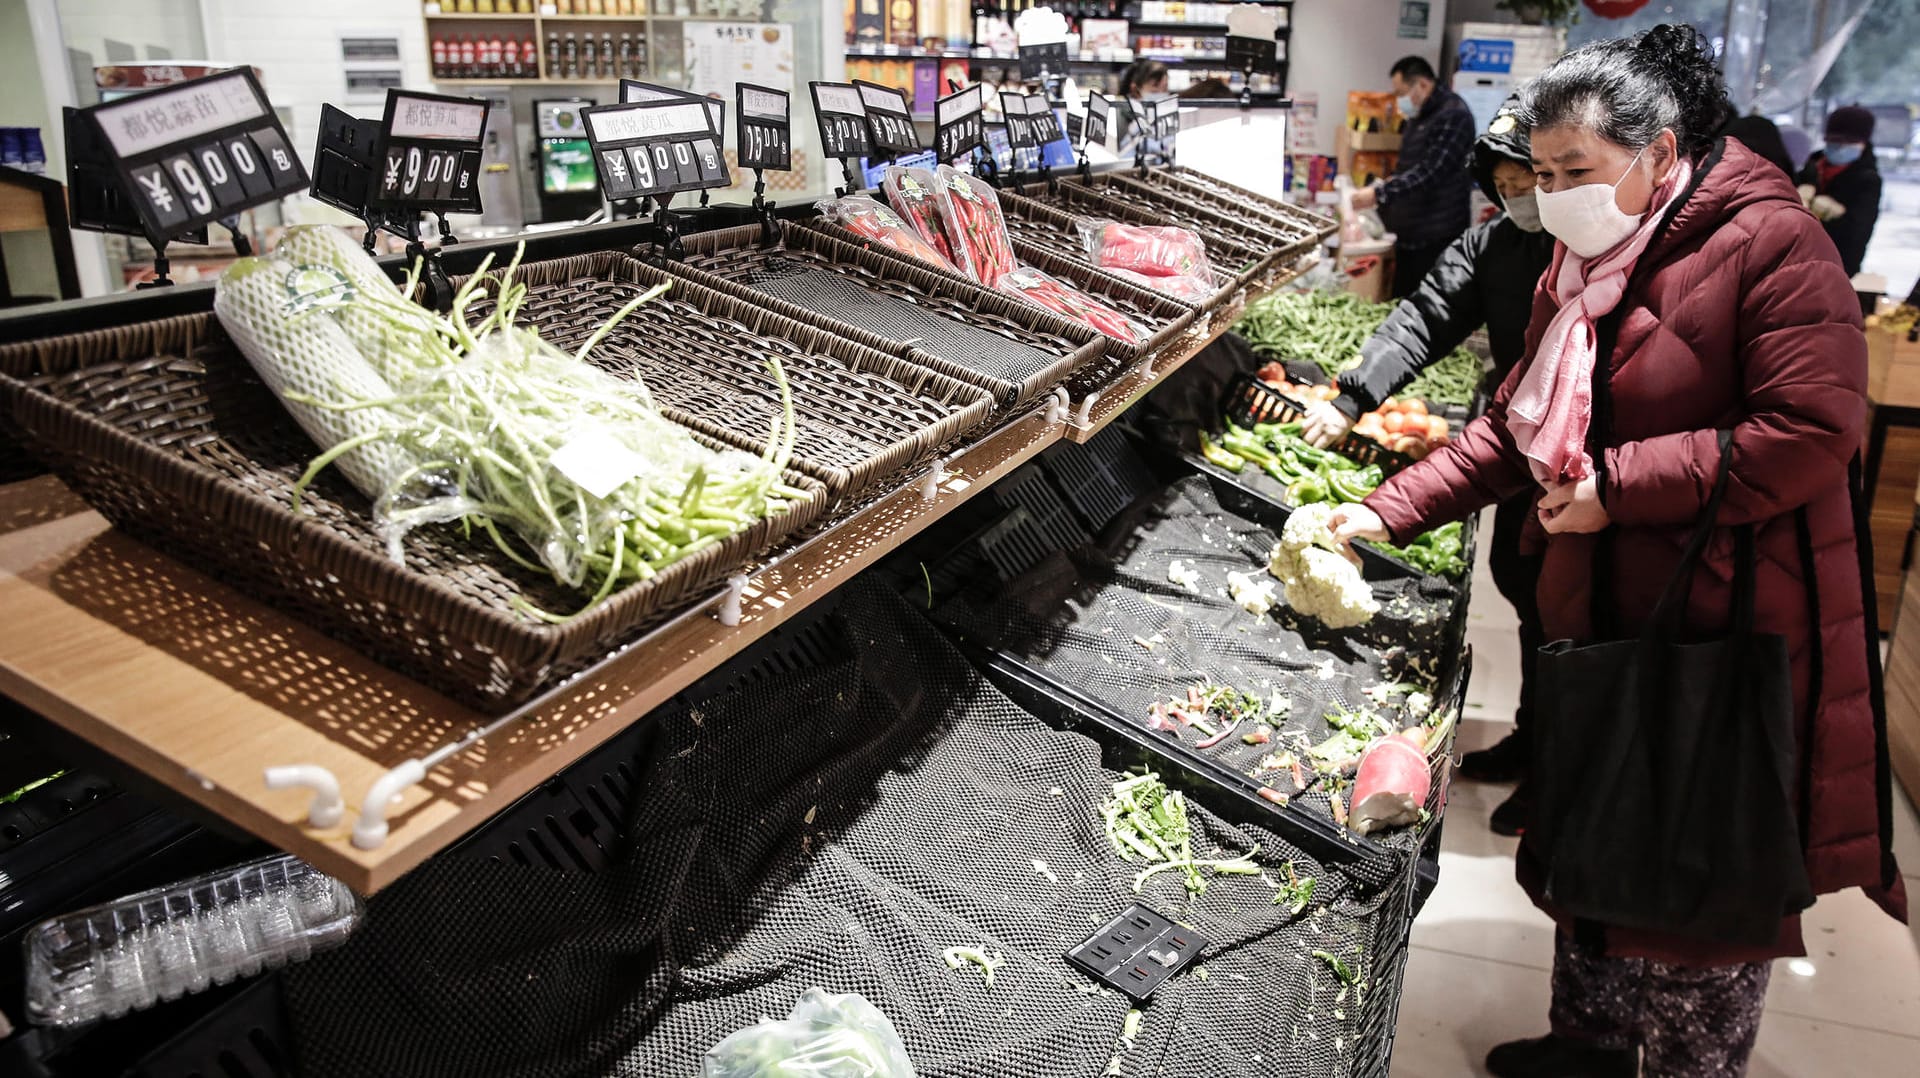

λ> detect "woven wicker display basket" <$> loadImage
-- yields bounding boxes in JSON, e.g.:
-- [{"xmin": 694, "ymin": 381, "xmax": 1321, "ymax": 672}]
[
  {"xmin": 799, "ymin": 215, "xmax": 1198, "ymax": 366},
  {"xmin": 459, "ymin": 250, "xmax": 996, "ymax": 502},
  {"xmin": 0, "ymin": 310, "xmax": 829, "ymax": 709},
  {"xmin": 1052, "ymin": 172, "xmax": 1314, "ymax": 262},
  {"xmin": 655, "ymin": 221, "xmax": 1105, "ymax": 411},
  {"xmin": 992, "ymin": 185, "xmax": 1271, "ymax": 305},
  {"xmin": 1145, "ymin": 166, "xmax": 1340, "ymax": 244}
]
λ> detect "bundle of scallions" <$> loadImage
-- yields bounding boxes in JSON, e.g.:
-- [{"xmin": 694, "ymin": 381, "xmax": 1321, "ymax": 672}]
[{"xmin": 214, "ymin": 225, "xmax": 805, "ymax": 621}]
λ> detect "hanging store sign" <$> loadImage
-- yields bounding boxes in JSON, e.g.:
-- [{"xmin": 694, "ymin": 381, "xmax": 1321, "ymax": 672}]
[
  {"xmin": 583, "ymin": 99, "xmax": 729, "ymax": 201},
  {"xmin": 1017, "ymin": 40, "xmax": 1070, "ymax": 81},
  {"xmin": 80, "ymin": 67, "xmax": 306, "ymax": 241},
  {"xmin": 1001, "ymin": 92, "xmax": 1039, "ymax": 151},
  {"xmin": 736, "ymin": 83, "xmax": 791, "ymax": 171},
  {"xmin": 1083, "ymin": 92, "xmax": 1112, "ymax": 150}
]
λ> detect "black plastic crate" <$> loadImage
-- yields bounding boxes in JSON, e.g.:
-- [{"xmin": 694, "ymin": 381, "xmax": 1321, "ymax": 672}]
[{"xmin": 1221, "ymin": 371, "xmax": 1418, "ymax": 476}]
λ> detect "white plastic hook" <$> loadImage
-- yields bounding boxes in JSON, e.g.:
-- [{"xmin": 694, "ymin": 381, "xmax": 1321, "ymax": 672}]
[
  {"xmin": 921, "ymin": 454, "xmax": 953, "ymax": 502},
  {"xmin": 1046, "ymin": 386, "xmax": 1071, "ymax": 425},
  {"xmin": 352, "ymin": 758, "xmax": 426, "ymax": 851},
  {"xmin": 717, "ymin": 573, "xmax": 750, "ymax": 627},
  {"xmin": 1073, "ymin": 391, "xmax": 1102, "ymax": 429},
  {"xmin": 264, "ymin": 765, "xmax": 345, "ymax": 829}
]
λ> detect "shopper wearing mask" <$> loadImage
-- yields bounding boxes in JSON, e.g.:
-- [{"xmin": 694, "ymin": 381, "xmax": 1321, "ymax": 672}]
[
  {"xmin": 1795, "ymin": 105, "xmax": 1882, "ymax": 278},
  {"xmin": 1115, "ymin": 59, "xmax": 1171, "ymax": 157},
  {"xmin": 1304, "ymin": 97, "xmax": 1555, "ymax": 834},
  {"xmin": 1349, "ymin": 56, "xmax": 1477, "ymax": 299},
  {"xmin": 1331, "ymin": 25, "xmax": 1905, "ymax": 1078}
]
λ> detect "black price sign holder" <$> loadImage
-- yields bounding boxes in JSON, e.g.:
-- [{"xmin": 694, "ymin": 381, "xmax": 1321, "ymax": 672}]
[
  {"xmin": 1025, "ymin": 92, "xmax": 1066, "ymax": 190},
  {"xmin": 1079, "ymin": 92, "xmax": 1113, "ymax": 183},
  {"xmin": 311, "ymin": 87, "xmax": 487, "ymax": 310},
  {"xmin": 582, "ymin": 97, "xmax": 730, "ymax": 261},
  {"xmin": 1134, "ymin": 97, "xmax": 1182, "ymax": 173},
  {"xmin": 854, "ymin": 80, "xmax": 922, "ymax": 163},
  {"xmin": 1017, "ymin": 41, "xmax": 1070, "ymax": 90},
  {"xmin": 1225, "ymin": 33, "xmax": 1285, "ymax": 110},
  {"xmin": 70, "ymin": 67, "xmax": 306, "ymax": 288},
  {"xmin": 736, "ymin": 83, "xmax": 792, "ymax": 242},
  {"xmin": 621, "ymin": 80, "xmax": 728, "ymax": 210},
  {"xmin": 933, "ymin": 85, "xmax": 985, "ymax": 168},
  {"xmin": 810, "ymin": 81, "xmax": 872, "ymax": 196},
  {"xmin": 1000, "ymin": 92, "xmax": 1038, "ymax": 188}
]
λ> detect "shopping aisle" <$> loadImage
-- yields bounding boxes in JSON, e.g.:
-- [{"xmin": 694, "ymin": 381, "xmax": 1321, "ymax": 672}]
[{"xmin": 1390, "ymin": 511, "xmax": 1920, "ymax": 1077}]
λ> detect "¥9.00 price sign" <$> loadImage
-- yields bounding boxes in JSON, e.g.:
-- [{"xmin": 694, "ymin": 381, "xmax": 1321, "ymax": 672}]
[
  {"xmin": 1026, "ymin": 95, "xmax": 1065, "ymax": 146},
  {"xmin": 854, "ymin": 81, "xmax": 921, "ymax": 157},
  {"xmin": 583, "ymin": 99, "xmax": 729, "ymax": 201},
  {"xmin": 83, "ymin": 67, "xmax": 306, "ymax": 241},
  {"xmin": 934, "ymin": 85, "xmax": 984, "ymax": 162},
  {"xmin": 372, "ymin": 89, "xmax": 487, "ymax": 211},
  {"xmin": 736, "ymin": 84, "xmax": 791, "ymax": 171},
  {"xmin": 810, "ymin": 82, "xmax": 872, "ymax": 160},
  {"xmin": 1084, "ymin": 92, "xmax": 1112, "ymax": 150}
]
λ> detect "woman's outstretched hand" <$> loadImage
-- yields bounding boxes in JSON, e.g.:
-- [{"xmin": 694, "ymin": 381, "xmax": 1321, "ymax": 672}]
[
  {"xmin": 1327, "ymin": 504, "xmax": 1390, "ymax": 563},
  {"xmin": 1538, "ymin": 477, "xmax": 1610, "ymax": 534}
]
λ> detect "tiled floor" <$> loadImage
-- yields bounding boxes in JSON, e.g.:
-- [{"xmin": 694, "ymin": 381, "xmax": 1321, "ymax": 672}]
[{"xmin": 1388, "ymin": 511, "xmax": 1920, "ymax": 1076}]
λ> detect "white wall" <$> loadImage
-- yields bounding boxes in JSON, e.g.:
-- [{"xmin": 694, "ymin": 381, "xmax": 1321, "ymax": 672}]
[{"xmin": 1290, "ymin": 0, "xmax": 1451, "ymax": 155}]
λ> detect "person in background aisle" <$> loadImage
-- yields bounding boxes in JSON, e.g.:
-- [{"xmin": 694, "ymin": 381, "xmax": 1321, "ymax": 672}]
[
  {"xmin": 1303, "ymin": 96, "xmax": 1555, "ymax": 836},
  {"xmin": 1796, "ymin": 105, "xmax": 1882, "ymax": 278},
  {"xmin": 1349, "ymin": 56, "xmax": 1477, "ymax": 299},
  {"xmin": 1718, "ymin": 113, "xmax": 1794, "ymax": 178},
  {"xmin": 1116, "ymin": 59, "xmax": 1171, "ymax": 155},
  {"xmin": 1331, "ymin": 24, "xmax": 1905, "ymax": 1078}
]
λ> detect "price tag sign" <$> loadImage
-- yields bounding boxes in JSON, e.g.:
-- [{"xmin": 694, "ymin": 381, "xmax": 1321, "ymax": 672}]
[
  {"xmin": 80, "ymin": 67, "xmax": 307, "ymax": 242},
  {"xmin": 583, "ymin": 99, "xmax": 729, "ymax": 201},
  {"xmin": 621, "ymin": 79, "xmax": 725, "ymax": 139},
  {"xmin": 1083, "ymin": 92, "xmax": 1112, "ymax": 150},
  {"xmin": 1225, "ymin": 34, "xmax": 1284, "ymax": 74},
  {"xmin": 1001, "ymin": 93, "xmax": 1037, "ymax": 151},
  {"xmin": 736, "ymin": 83, "xmax": 791, "ymax": 171},
  {"xmin": 1026, "ymin": 94, "xmax": 1065, "ymax": 145},
  {"xmin": 1152, "ymin": 98, "xmax": 1182, "ymax": 144},
  {"xmin": 854, "ymin": 80, "xmax": 921, "ymax": 156},
  {"xmin": 1017, "ymin": 41, "xmax": 1070, "ymax": 81},
  {"xmin": 810, "ymin": 82, "xmax": 871, "ymax": 160},
  {"xmin": 370, "ymin": 89, "xmax": 487, "ymax": 211},
  {"xmin": 934, "ymin": 85, "xmax": 984, "ymax": 162}
]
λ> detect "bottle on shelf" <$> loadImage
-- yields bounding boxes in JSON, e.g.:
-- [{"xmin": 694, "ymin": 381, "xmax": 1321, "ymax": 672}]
[
  {"xmin": 431, "ymin": 36, "xmax": 448, "ymax": 79},
  {"xmin": 504, "ymin": 36, "xmax": 520, "ymax": 78},
  {"xmin": 547, "ymin": 32, "xmax": 562, "ymax": 78},
  {"xmin": 525, "ymin": 35, "xmax": 539, "ymax": 77},
  {"xmin": 475, "ymin": 0, "xmax": 494, "ymax": 13},
  {"xmin": 618, "ymin": 32, "xmax": 633, "ymax": 79},
  {"xmin": 518, "ymin": 0, "xmax": 535, "ymax": 12},
  {"xmin": 563, "ymin": 32, "xmax": 578, "ymax": 79},
  {"xmin": 459, "ymin": 35, "xmax": 477, "ymax": 78},
  {"xmin": 600, "ymin": 34, "xmax": 614, "ymax": 79}
]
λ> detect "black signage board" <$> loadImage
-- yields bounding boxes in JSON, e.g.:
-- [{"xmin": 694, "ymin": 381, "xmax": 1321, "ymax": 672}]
[
  {"xmin": 78, "ymin": 67, "xmax": 305, "ymax": 243},
  {"xmin": 1225, "ymin": 34, "xmax": 1283, "ymax": 75},
  {"xmin": 735, "ymin": 83, "xmax": 791, "ymax": 171},
  {"xmin": 1026, "ymin": 94, "xmax": 1065, "ymax": 145},
  {"xmin": 63, "ymin": 107, "xmax": 207, "ymax": 243},
  {"xmin": 1018, "ymin": 41, "xmax": 1070, "ymax": 81},
  {"xmin": 1083, "ymin": 92, "xmax": 1112, "ymax": 150},
  {"xmin": 582, "ymin": 98, "xmax": 729, "ymax": 201},
  {"xmin": 365, "ymin": 89, "xmax": 486, "ymax": 212},
  {"xmin": 933, "ymin": 84, "xmax": 985, "ymax": 163},
  {"xmin": 1001, "ymin": 92, "xmax": 1038, "ymax": 151},
  {"xmin": 309, "ymin": 103, "xmax": 381, "ymax": 219},
  {"xmin": 854, "ymin": 80, "xmax": 921, "ymax": 156},
  {"xmin": 620, "ymin": 79, "xmax": 725, "ymax": 139},
  {"xmin": 809, "ymin": 81, "xmax": 872, "ymax": 160}
]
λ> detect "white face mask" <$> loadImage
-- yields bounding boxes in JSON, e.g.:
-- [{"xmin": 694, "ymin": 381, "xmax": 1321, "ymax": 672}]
[
  {"xmin": 1535, "ymin": 142, "xmax": 1654, "ymax": 258},
  {"xmin": 1503, "ymin": 191, "xmax": 1544, "ymax": 233}
]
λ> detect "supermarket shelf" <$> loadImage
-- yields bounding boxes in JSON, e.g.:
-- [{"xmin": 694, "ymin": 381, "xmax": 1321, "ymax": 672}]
[
  {"xmin": 425, "ymin": 12, "xmax": 541, "ymax": 20},
  {"xmin": 846, "ymin": 47, "xmax": 976, "ymax": 60},
  {"xmin": 0, "ymin": 249, "xmax": 1312, "ymax": 895},
  {"xmin": 433, "ymin": 77, "xmax": 622, "ymax": 86}
]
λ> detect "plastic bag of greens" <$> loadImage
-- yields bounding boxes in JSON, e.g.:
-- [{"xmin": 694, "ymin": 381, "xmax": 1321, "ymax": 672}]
[{"xmin": 700, "ymin": 989, "xmax": 915, "ymax": 1078}]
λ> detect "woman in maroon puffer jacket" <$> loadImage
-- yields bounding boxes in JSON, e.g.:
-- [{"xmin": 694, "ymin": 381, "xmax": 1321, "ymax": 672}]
[{"xmin": 1332, "ymin": 25, "xmax": 1906, "ymax": 1078}]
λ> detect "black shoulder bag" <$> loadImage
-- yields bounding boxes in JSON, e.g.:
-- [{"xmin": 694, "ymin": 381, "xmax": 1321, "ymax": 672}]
[{"xmin": 1528, "ymin": 430, "xmax": 1814, "ymax": 945}]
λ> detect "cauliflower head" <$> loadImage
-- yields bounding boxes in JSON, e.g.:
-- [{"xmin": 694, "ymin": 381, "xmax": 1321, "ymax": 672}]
[{"xmin": 1267, "ymin": 503, "xmax": 1379, "ymax": 628}]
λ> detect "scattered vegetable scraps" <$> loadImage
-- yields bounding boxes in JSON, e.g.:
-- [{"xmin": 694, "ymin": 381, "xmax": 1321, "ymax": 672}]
[
  {"xmin": 941, "ymin": 945, "xmax": 1005, "ymax": 988},
  {"xmin": 1274, "ymin": 862, "xmax": 1317, "ymax": 914},
  {"xmin": 1102, "ymin": 772, "xmax": 1260, "ymax": 895}
]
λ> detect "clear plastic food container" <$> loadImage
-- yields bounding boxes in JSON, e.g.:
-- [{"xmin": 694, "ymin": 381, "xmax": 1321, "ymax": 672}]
[{"xmin": 24, "ymin": 853, "xmax": 362, "ymax": 1027}]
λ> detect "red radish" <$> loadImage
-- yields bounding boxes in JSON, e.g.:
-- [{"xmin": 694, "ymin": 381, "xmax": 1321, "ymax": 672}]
[{"xmin": 1347, "ymin": 736, "xmax": 1431, "ymax": 835}]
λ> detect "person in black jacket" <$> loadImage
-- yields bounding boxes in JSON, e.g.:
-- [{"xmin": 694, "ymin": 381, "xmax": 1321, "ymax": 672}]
[
  {"xmin": 1304, "ymin": 98, "xmax": 1555, "ymax": 834},
  {"xmin": 1350, "ymin": 56, "xmax": 1478, "ymax": 299},
  {"xmin": 1796, "ymin": 105, "xmax": 1882, "ymax": 278}
]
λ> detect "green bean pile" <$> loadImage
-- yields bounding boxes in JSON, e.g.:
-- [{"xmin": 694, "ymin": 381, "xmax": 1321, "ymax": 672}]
[{"xmin": 1232, "ymin": 290, "xmax": 1483, "ymax": 406}]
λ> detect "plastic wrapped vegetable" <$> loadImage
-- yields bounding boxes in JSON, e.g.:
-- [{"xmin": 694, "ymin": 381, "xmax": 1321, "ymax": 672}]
[
  {"xmin": 881, "ymin": 166, "xmax": 966, "ymax": 276},
  {"xmin": 1077, "ymin": 219, "xmax": 1215, "ymax": 282},
  {"xmin": 819, "ymin": 192, "xmax": 958, "ymax": 273},
  {"xmin": 700, "ymin": 988, "xmax": 916, "ymax": 1078},
  {"xmin": 934, "ymin": 164, "xmax": 1018, "ymax": 286},
  {"xmin": 997, "ymin": 266, "xmax": 1147, "ymax": 344},
  {"xmin": 1105, "ymin": 266, "xmax": 1217, "ymax": 302}
]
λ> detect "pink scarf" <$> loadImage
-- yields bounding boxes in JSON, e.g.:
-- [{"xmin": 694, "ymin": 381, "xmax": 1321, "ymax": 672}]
[{"xmin": 1508, "ymin": 159, "xmax": 1694, "ymax": 488}]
